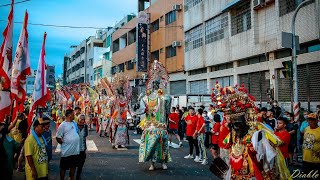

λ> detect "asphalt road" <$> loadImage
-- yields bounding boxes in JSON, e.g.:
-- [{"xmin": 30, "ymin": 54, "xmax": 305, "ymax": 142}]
[{"xmin": 14, "ymin": 120, "xmax": 218, "ymax": 180}]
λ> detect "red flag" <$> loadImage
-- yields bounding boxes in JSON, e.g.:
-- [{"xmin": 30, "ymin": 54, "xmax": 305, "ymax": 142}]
[
  {"xmin": 27, "ymin": 33, "xmax": 50, "ymax": 128},
  {"xmin": 11, "ymin": 11, "xmax": 31, "ymax": 120},
  {"xmin": 0, "ymin": 0, "xmax": 14, "ymax": 122}
]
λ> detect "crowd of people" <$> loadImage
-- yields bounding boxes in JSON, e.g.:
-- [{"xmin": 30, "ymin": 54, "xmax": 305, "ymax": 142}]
[{"xmin": 0, "ymin": 107, "xmax": 89, "ymax": 180}]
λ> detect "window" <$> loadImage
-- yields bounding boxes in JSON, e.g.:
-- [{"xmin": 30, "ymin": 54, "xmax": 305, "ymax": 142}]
[
  {"xmin": 165, "ymin": 11, "xmax": 176, "ymax": 25},
  {"xmin": 238, "ymin": 54, "xmax": 267, "ymax": 67},
  {"xmin": 106, "ymin": 35, "xmax": 112, "ymax": 48},
  {"xmin": 91, "ymin": 76, "xmax": 93, "ymax": 80},
  {"xmin": 185, "ymin": 0, "xmax": 202, "ymax": 12},
  {"xmin": 205, "ymin": 13, "xmax": 228, "ymax": 44},
  {"xmin": 50, "ymin": 68, "xmax": 55, "ymax": 73},
  {"xmin": 81, "ymin": 60, "xmax": 84, "ymax": 67},
  {"xmin": 279, "ymin": 0, "xmax": 306, "ymax": 16},
  {"xmin": 211, "ymin": 62, "xmax": 233, "ymax": 71},
  {"xmin": 126, "ymin": 60, "xmax": 134, "ymax": 70},
  {"xmin": 185, "ymin": 25, "xmax": 203, "ymax": 52},
  {"xmin": 151, "ymin": 50, "xmax": 159, "ymax": 61},
  {"xmin": 231, "ymin": 1, "xmax": 251, "ymax": 36},
  {"xmin": 166, "ymin": 46, "xmax": 177, "ymax": 58},
  {"xmin": 118, "ymin": 63, "xmax": 124, "ymax": 72},
  {"xmin": 189, "ymin": 68, "xmax": 207, "ymax": 75},
  {"xmin": 111, "ymin": 66, "xmax": 117, "ymax": 74},
  {"xmin": 150, "ymin": 19, "xmax": 159, "ymax": 33},
  {"xmin": 275, "ymin": 49, "xmax": 291, "ymax": 59},
  {"xmin": 80, "ymin": 47, "xmax": 85, "ymax": 54}
]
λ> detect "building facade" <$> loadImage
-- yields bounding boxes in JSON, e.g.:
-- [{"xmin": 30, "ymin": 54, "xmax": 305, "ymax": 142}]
[
  {"xmin": 46, "ymin": 65, "xmax": 55, "ymax": 90},
  {"xmin": 65, "ymin": 34, "xmax": 106, "ymax": 86},
  {"xmin": 112, "ymin": 0, "xmax": 185, "ymax": 102},
  {"xmin": 183, "ymin": 0, "xmax": 320, "ymax": 111}
]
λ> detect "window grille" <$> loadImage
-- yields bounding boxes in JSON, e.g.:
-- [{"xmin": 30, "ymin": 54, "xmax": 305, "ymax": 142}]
[
  {"xmin": 231, "ymin": 1, "xmax": 251, "ymax": 36},
  {"xmin": 185, "ymin": 25, "xmax": 203, "ymax": 52},
  {"xmin": 205, "ymin": 13, "xmax": 228, "ymax": 44},
  {"xmin": 184, "ymin": 0, "xmax": 202, "ymax": 12}
]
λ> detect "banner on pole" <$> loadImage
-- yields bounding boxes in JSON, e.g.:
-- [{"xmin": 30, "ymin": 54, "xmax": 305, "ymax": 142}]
[{"xmin": 136, "ymin": 11, "xmax": 148, "ymax": 72}]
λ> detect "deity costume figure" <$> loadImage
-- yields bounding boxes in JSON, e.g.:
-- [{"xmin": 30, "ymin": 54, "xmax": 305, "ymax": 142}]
[
  {"xmin": 101, "ymin": 73, "xmax": 132, "ymax": 148},
  {"xmin": 135, "ymin": 60, "xmax": 172, "ymax": 170},
  {"xmin": 210, "ymin": 83, "xmax": 292, "ymax": 180}
]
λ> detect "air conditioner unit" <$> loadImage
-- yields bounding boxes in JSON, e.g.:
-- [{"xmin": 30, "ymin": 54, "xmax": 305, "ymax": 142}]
[
  {"xmin": 253, "ymin": 0, "xmax": 266, "ymax": 9},
  {"xmin": 172, "ymin": 41, "xmax": 182, "ymax": 47},
  {"xmin": 172, "ymin": 4, "xmax": 182, "ymax": 11},
  {"xmin": 142, "ymin": 74, "xmax": 147, "ymax": 80}
]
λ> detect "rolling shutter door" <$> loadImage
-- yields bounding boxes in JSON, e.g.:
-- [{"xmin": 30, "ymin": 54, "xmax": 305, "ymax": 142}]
[
  {"xmin": 297, "ymin": 64, "xmax": 308, "ymax": 102},
  {"xmin": 190, "ymin": 80, "xmax": 208, "ymax": 94},
  {"xmin": 239, "ymin": 71, "xmax": 270, "ymax": 102},
  {"xmin": 277, "ymin": 70, "xmax": 292, "ymax": 102},
  {"xmin": 308, "ymin": 62, "xmax": 320, "ymax": 101},
  {"xmin": 170, "ymin": 80, "xmax": 186, "ymax": 95}
]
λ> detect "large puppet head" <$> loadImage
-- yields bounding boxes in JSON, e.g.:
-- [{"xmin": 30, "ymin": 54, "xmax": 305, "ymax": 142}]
[
  {"xmin": 146, "ymin": 60, "xmax": 169, "ymax": 93},
  {"xmin": 211, "ymin": 82, "xmax": 258, "ymax": 128},
  {"xmin": 112, "ymin": 72, "xmax": 132, "ymax": 101}
]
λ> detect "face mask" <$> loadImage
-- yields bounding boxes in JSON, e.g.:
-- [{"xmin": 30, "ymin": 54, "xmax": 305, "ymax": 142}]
[
  {"xmin": 283, "ymin": 115, "xmax": 287, "ymax": 118},
  {"xmin": 304, "ymin": 115, "xmax": 308, "ymax": 119},
  {"xmin": 202, "ymin": 114, "xmax": 207, "ymax": 117}
]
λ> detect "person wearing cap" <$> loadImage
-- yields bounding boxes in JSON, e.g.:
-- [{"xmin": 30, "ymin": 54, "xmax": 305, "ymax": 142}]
[
  {"xmin": 302, "ymin": 113, "xmax": 320, "ymax": 175},
  {"xmin": 24, "ymin": 118, "xmax": 50, "ymax": 180}
]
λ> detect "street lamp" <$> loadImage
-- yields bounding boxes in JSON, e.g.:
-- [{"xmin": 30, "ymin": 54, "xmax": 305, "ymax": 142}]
[{"xmin": 291, "ymin": 0, "xmax": 313, "ymax": 121}]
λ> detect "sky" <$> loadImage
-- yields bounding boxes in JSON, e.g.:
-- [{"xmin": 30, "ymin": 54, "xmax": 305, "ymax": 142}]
[{"xmin": 0, "ymin": 0, "xmax": 137, "ymax": 77}]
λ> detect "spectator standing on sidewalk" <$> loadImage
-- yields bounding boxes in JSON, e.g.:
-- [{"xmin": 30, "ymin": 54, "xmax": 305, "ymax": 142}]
[
  {"xmin": 274, "ymin": 117, "xmax": 291, "ymax": 165},
  {"xmin": 184, "ymin": 107, "xmax": 200, "ymax": 160},
  {"xmin": 302, "ymin": 113, "xmax": 320, "ymax": 175},
  {"xmin": 195, "ymin": 108, "xmax": 207, "ymax": 165},
  {"xmin": 286, "ymin": 113, "xmax": 299, "ymax": 166},
  {"xmin": 210, "ymin": 114, "xmax": 221, "ymax": 160},
  {"xmin": 25, "ymin": 118, "xmax": 50, "ymax": 180},
  {"xmin": 42, "ymin": 120, "xmax": 52, "ymax": 162},
  {"xmin": 265, "ymin": 109, "xmax": 277, "ymax": 130},
  {"xmin": 76, "ymin": 114, "xmax": 88, "ymax": 180},
  {"xmin": 203, "ymin": 110, "xmax": 211, "ymax": 148},
  {"xmin": 1, "ymin": 122, "xmax": 19, "ymax": 180},
  {"xmin": 168, "ymin": 107, "xmax": 182, "ymax": 147},
  {"xmin": 56, "ymin": 109, "xmax": 80, "ymax": 180}
]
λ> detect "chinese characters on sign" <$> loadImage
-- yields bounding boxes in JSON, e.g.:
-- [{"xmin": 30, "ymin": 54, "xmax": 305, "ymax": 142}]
[{"xmin": 136, "ymin": 11, "xmax": 148, "ymax": 72}]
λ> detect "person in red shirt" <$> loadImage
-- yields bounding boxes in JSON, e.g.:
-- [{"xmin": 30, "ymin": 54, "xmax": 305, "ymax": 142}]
[
  {"xmin": 218, "ymin": 114, "xmax": 231, "ymax": 163},
  {"xmin": 168, "ymin": 107, "xmax": 182, "ymax": 147},
  {"xmin": 195, "ymin": 108, "xmax": 208, "ymax": 165},
  {"xmin": 210, "ymin": 114, "xmax": 221, "ymax": 159},
  {"xmin": 274, "ymin": 117, "xmax": 291, "ymax": 164},
  {"xmin": 184, "ymin": 107, "xmax": 200, "ymax": 160}
]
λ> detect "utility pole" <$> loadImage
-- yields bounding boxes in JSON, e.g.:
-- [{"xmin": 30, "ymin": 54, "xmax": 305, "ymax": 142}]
[{"xmin": 291, "ymin": 0, "xmax": 312, "ymax": 121}]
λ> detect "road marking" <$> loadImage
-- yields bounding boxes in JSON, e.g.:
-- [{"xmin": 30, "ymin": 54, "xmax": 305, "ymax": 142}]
[
  {"xmin": 133, "ymin": 139, "xmax": 180, "ymax": 148},
  {"xmin": 133, "ymin": 139, "xmax": 141, "ymax": 144},
  {"xmin": 55, "ymin": 140, "xmax": 98, "ymax": 153}
]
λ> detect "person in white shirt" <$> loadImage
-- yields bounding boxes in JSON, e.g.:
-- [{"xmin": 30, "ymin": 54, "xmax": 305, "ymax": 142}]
[{"xmin": 56, "ymin": 109, "xmax": 80, "ymax": 180}]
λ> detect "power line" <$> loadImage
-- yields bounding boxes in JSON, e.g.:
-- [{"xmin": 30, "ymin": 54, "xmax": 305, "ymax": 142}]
[
  {"xmin": 0, "ymin": 0, "xmax": 30, "ymax": 7},
  {"xmin": 0, "ymin": 19, "xmax": 183, "ymax": 29}
]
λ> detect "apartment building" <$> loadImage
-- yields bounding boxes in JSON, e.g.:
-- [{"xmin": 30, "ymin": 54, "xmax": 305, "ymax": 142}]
[
  {"xmin": 112, "ymin": 0, "xmax": 185, "ymax": 101},
  {"xmin": 183, "ymin": 0, "xmax": 320, "ymax": 111},
  {"xmin": 46, "ymin": 65, "xmax": 55, "ymax": 90},
  {"xmin": 65, "ymin": 34, "xmax": 106, "ymax": 86}
]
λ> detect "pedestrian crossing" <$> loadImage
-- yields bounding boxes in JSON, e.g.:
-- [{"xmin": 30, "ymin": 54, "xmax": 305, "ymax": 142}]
[
  {"xmin": 55, "ymin": 140, "xmax": 98, "ymax": 152},
  {"xmin": 133, "ymin": 139, "xmax": 180, "ymax": 148}
]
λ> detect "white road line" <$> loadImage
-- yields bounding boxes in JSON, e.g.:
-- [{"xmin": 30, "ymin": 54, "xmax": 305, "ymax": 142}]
[
  {"xmin": 133, "ymin": 139, "xmax": 141, "ymax": 144},
  {"xmin": 55, "ymin": 140, "xmax": 98, "ymax": 153},
  {"xmin": 133, "ymin": 139, "xmax": 180, "ymax": 148}
]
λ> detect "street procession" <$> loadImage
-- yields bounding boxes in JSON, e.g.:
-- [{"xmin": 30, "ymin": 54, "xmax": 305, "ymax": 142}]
[{"xmin": 1, "ymin": 0, "xmax": 320, "ymax": 180}]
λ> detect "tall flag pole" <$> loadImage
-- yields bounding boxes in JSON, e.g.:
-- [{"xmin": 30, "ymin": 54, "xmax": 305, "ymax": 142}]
[
  {"xmin": 28, "ymin": 32, "xmax": 50, "ymax": 128},
  {"xmin": 11, "ymin": 10, "xmax": 31, "ymax": 121},
  {"xmin": 0, "ymin": 0, "xmax": 14, "ymax": 122}
]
